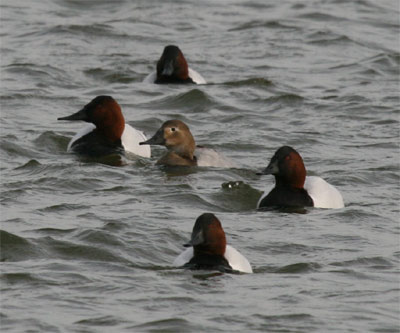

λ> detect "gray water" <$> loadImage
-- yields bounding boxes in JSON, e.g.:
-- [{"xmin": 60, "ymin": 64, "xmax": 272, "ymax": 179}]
[{"xmin": 1, "ymin": 0, "xmax": 399, "ymax": 332}]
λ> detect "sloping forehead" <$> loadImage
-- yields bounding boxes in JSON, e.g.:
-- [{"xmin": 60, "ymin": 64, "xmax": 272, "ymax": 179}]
[
  {"xmin": 162, "ymin": 45, "xmax": 182, "ymax": 58},
  {"xmin": 163, "ymin": 120, "xmax": 188, "ymax": 130}
]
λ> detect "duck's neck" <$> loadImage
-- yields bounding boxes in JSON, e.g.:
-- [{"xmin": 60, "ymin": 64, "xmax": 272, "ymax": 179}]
[
  {"xmin": 95, "ymin": 109, "xmax": 125, "ymax": 143},
  {"xmin": 157, "ymin": 151, "xmax": 197, "ymax": 166},
  {"xmin": 168, "ymin": 141, "xmax": 196, "ymax": 161},
  {"xmin": 275, "ymin": 175, "xmax": 304, "ymax": 190}
]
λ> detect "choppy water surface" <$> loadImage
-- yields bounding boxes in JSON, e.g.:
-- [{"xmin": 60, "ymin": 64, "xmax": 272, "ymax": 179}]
[{"xmin": 1, "ymin": 0, "xmax": 399, "ymax": 332}]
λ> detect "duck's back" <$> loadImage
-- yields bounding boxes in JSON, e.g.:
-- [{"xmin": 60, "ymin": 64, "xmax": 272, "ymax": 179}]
[
  {"xmin": 121, "ymin": 124, "xmax": 151, "ymax": 158},
  {"xmin": 224, "ymin": 245, "xmax": 253, "ymax": 273},
  {"xmin": 188, "ymin": 68, "xmax": 206, "ymax": 84},
  {"xmin": 195, "ymin": 147, "xmax": 235, "ymax": 168},
  {"xmin": 304, "ymin": 176, "xmax": 344, "ymax": 208}
]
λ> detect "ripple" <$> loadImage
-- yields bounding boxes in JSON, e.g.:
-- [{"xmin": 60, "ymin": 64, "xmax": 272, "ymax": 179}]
[
  {"xmin": 329, "ymin": 257, "xmax": 395, "ymax": 270},
  {"xmin": 75, "ymin": 315, "xmax": 122, "ymax": 327},
  {"xmin": 254, "ymin": 313, "xmax": 314, "ymax": 321},
  {"xmin": 37, "ymin": 203, "xmax": 88, "ymax": 213},
  {"xmin": 20, "ymin": 23, "xmax": 115, "ymax": 38},
  {"xmin": 4, "ymin": 63, "xmax": 66, "ymax": 81},
  {"xmin": 138, "ymin": 89, "xmax": 216, "ymax": 112},
  {"xmin": 36, "ymin": 236, "xmax": 130, "ymax": 263},
  {"xmin": 223, "ymin": 77, "xmax": 274, "ymax": 87},
  {"xmin": 229, "ymin": 20, "xmax": 297, "ymax": 31},
  {"xmin": 14, "ymin": 159, "xmax": 41, "ymax": 170},
  {"xmin": 75, "ymin": 229, "xmax": 125, "ymax": 247},
  {"xmin": 33, "ymin": 131, "xmax": 67, "ymax": 153},
  {"xmin": 130, "ymin": 318, "xmax": 192, "ymax": 332},
  {"xmin": 307, "ymin": 34, "xmax": 359, "ymax": 46},
  {"xmin": 275, "ymin": 262, "xmax": 322, "ymax": 273},
  {"xmin": 298, "ymin": 12, "xmax": 349, "ymax": 22},
  {"xmin": 0, "ymin": 139, "xmax": 38, "ymax": 159},
  {"xmin": 0, "ymin": 230, "xmax": 43, "ymax": 262},
  {"xmin": 259, "ymin": 94, "xmax": 304, "ymax": 105},
  {"xmin": 84, "ymin": 67, "xmax": 137, "ymax": 84},
  {"xmin": 1, "ymin": 272, "xmax": 56, "ymax": 286}
]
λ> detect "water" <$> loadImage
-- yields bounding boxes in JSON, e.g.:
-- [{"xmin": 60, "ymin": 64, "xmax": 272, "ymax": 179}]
[{"xmin": 1, "ymin": 0, "xmax": 399, "ymax": 332}]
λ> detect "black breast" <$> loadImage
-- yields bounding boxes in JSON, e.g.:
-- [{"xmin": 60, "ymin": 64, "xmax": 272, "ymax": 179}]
[
  {"xmin": 70, "ymin": 130, "xmax": 124, "ymax": 157},
  {"xmin": 258, "ymin": 186, "xmax": 314, "ymax": 209},
  {"xmin": 155, "ymin": 76, "xmax": 195, "ymax": 84},
  {"xmin": 183, "ymin": 254, "xmax": 234, "ymax": 273}
]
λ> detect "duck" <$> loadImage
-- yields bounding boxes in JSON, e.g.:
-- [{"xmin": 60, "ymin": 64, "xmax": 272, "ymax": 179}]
[
  {"xmin": 139, "ymin": 119, "xmax": 234, "ymax": 167},
  {"xmin": 173, "ymin": 213, "xmax": 253, "ymax": 273},
  {"xmin": 143, "ymin": 45, "xmax": 206, "ymax": 84},
  {"xmin": 58, "ymin": 96, "xmax": 151, "ymax": 158},
  {"xmin": 257, "ymin": 146, "xmax": 344, "ymax": 209}
]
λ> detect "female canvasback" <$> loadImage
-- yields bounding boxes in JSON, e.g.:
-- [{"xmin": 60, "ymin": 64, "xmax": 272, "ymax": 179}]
[
  {"xmin": 257, "ymin": 146, "xmax": 344, "ymax": 209},
  {"xmin": 139, "ymin": 119, "xmax": 234, "ymax": 167},
  {"xmin": 58, "ymin": 96, "xmax": 150, "ymax": 158},
  {"xmin": 173, "ymin": 213, "xmax": 253, "ymax": 273},
  {"xmin": 143, "ymin": 45, "xmax": 206, "ymax": 84}
]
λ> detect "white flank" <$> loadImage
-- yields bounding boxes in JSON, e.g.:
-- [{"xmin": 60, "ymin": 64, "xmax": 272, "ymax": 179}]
[
  {"xmin": 224, "ymin": 245, "xmax": 253, "ymax": 273},
  {"xmin": 173, "ymin": 247, "xmax": 194, "ymax": 267},
  {"xmin": 188, "ymin": 68, "xmax": 206, "ymax": 84},
  {"xmin": 195, "ymin": 147, "xmax": 236, "ymax": 168},
  {"xmin": 142, "ymin": 72, "xmax": 157, "ymax": 84},
  {"xmin": 121, "ymin": 124, "xmax": 151, "ymax": 158},
  {"xmin": 304, "ymin": 176, "xmax": 344, "ymax": 209}
]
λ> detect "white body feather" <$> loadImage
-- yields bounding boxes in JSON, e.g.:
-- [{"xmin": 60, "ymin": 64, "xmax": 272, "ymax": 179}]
[
  {"xmin": 195, "ymin": 147, "xmax": 236, "ymax": 168},
  {"xmin": 304, "ymin": 176, "xmax": 344, "ymax": 209}
]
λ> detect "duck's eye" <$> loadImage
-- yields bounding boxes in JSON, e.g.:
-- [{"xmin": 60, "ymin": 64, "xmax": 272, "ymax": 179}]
[{"xmin": 170, "ymin": 127, "xmax": 176, "ymax": 132}]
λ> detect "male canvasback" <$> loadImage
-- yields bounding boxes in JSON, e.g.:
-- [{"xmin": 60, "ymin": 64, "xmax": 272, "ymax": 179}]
[
  {"xmin": 58, "ymin": 96, "xmax": 150, "ymax": 158},
  {"xmin": 139, "ymin": 119, "xmax": 234, "ymax": 167},
  {"xmin": 257, "ymin": 146, "xmax": 344, "ymax": 209},
  {"xmin": 173, "ymin": 213, "xmax": 253, "ymax": 273},
  {"xmin": 143, "ymin": 45, "xmax": 206, "ymax": 84}
]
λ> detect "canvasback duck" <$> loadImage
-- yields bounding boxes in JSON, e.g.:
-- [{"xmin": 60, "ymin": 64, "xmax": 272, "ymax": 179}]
[
  {"xmin": 143, "ymin": 45, "xmax": 206, "ymax": 84},
  {"xmin": 173, "ymin": 213, "xmax": 253, "ymax": 273},
  {"xmin": 58, "ymin": 96, "xmax": 150, "ymax": 158},
  {"xmin": 257, "ymin": 146, "xmax": 344, "ymax": 209},
  {"xmin": 139, "ymin": 119, "xmax": 234, "ymax": 167}
]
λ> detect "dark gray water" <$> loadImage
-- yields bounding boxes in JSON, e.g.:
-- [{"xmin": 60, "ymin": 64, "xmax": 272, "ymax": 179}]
[{"xmin": 1, "ymin": 0, "xmax": 399, "ymax": 332}]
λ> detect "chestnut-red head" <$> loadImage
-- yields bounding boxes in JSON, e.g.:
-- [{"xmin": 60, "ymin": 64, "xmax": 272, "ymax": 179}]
[
  {"xmin": 184, "ymin": 213, "xmax": 226, "ymax": 257},
  {"xmin": 155, "ymin": 45, "xmax": 193, "ymax": 83},
  {"xmin": 259, "ymin": 146, "xmax": 306, "ymax": 189},
  {"xmin": 58, "ymin": 96, "xmax": 125, "ymax": 143}
]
